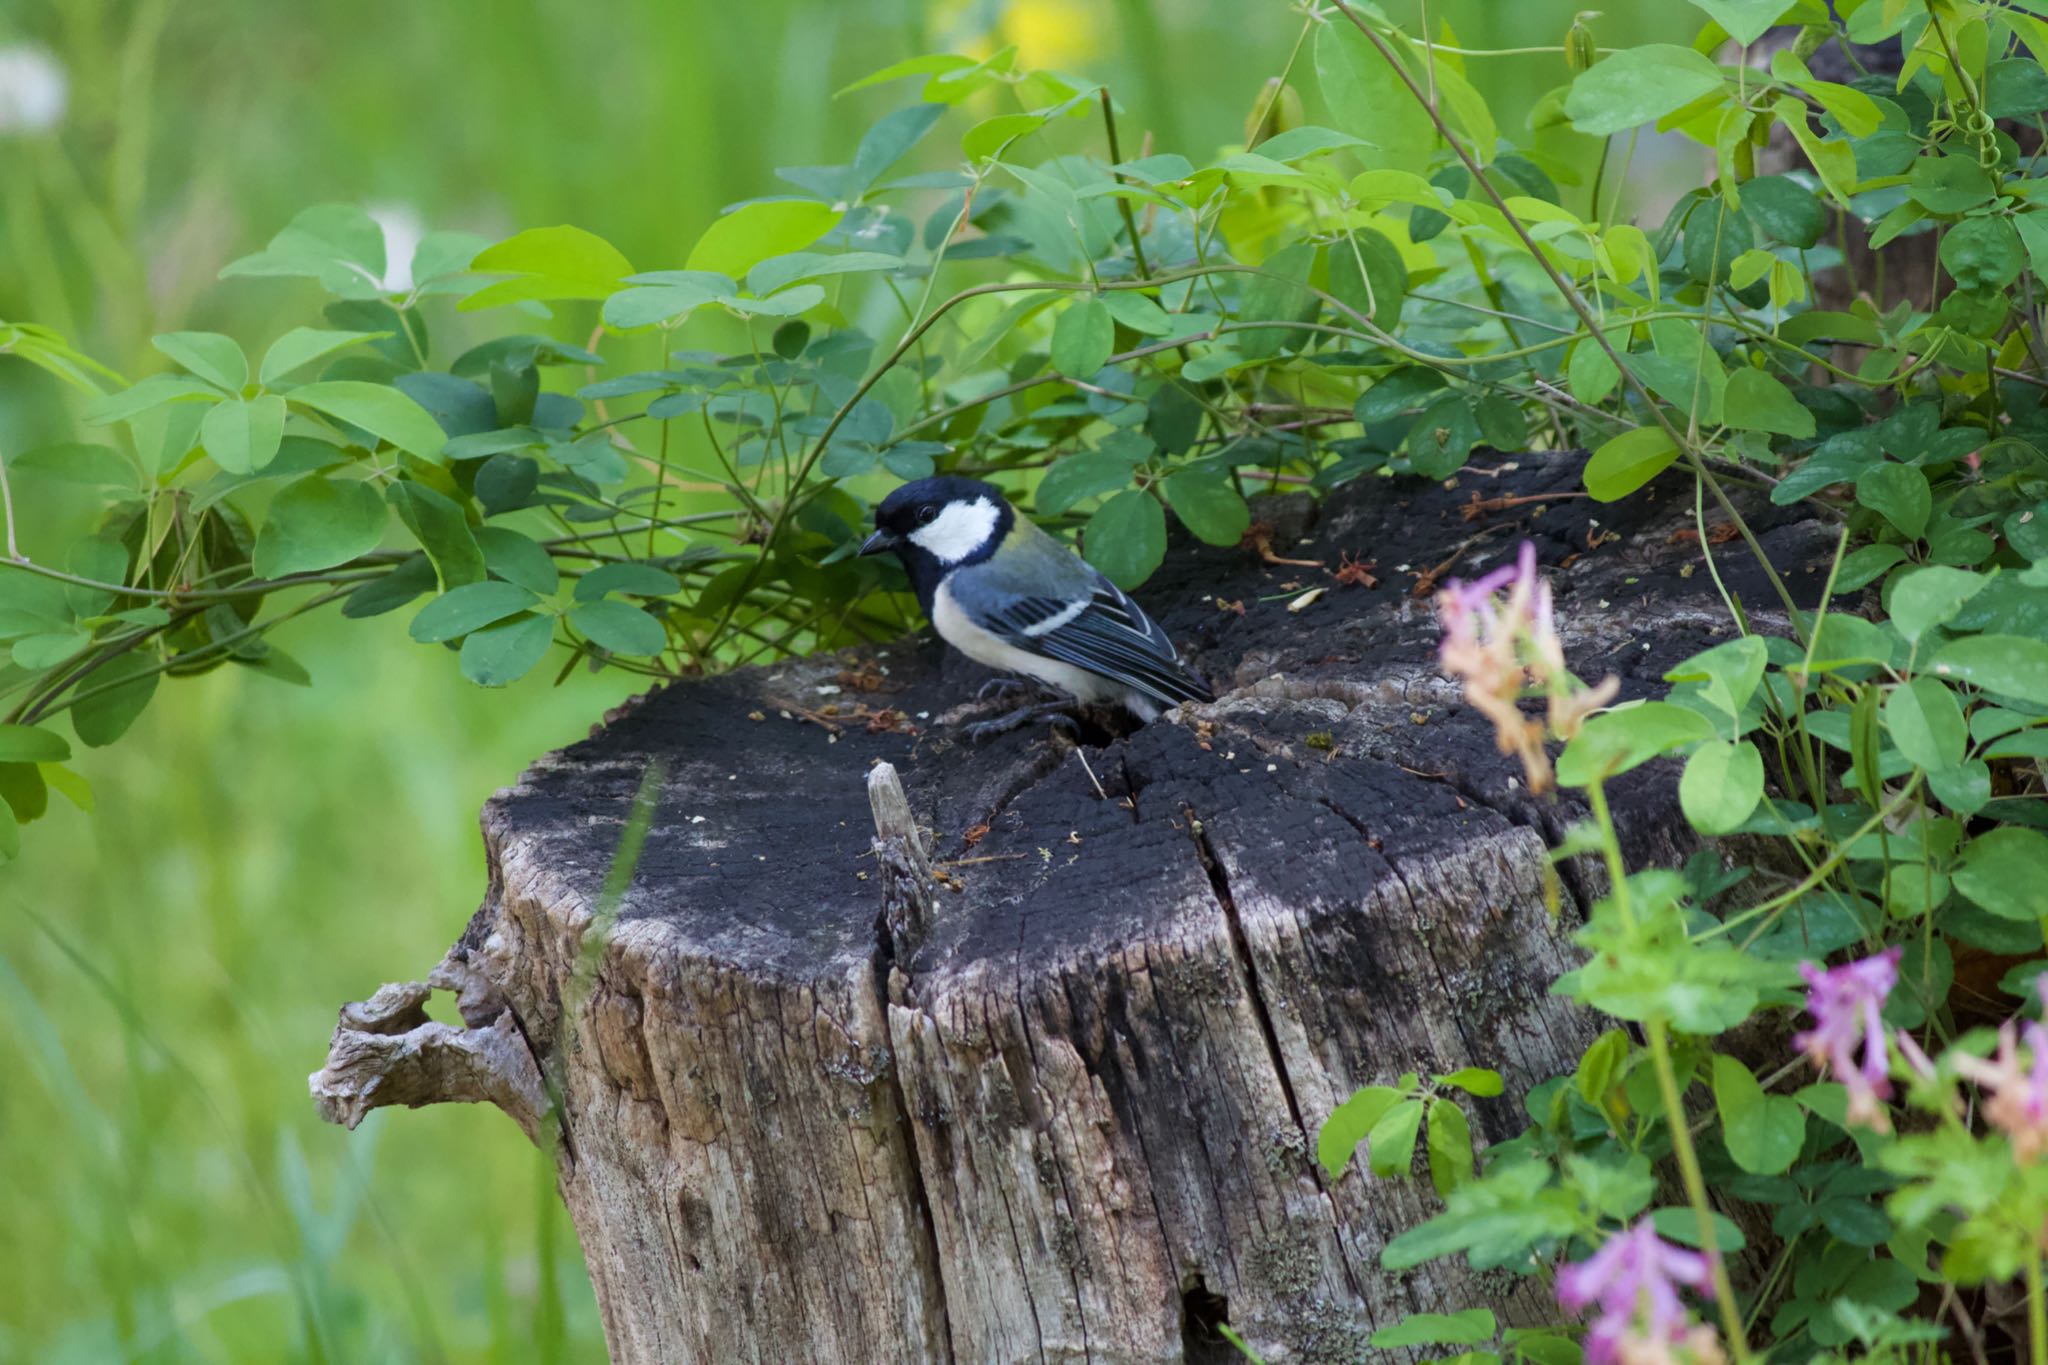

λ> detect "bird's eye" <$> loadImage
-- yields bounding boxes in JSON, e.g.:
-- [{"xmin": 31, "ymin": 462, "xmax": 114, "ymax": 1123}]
[{"xmin": 915, "ymin": 505, "xmax": 939, "ymax": 526}]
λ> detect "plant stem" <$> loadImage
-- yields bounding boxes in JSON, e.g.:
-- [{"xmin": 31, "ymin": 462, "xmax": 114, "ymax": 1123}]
[
  {"xmin": 1646, "ymin": 1018, "xmax": 1753, "ymax": 1362},
  {"xmin": 2031, "ymin": 1250, "xmax": 2047, "ymax": 1365},
  {"xmin": 1099, "ymin": 89, "xmax": 1151, "ymax": 279}
]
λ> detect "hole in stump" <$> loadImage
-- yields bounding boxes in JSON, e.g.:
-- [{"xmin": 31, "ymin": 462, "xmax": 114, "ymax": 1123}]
[{"xmin": 1181, "ymin": 1274, "xmax": 1235, "ymax": 1364}]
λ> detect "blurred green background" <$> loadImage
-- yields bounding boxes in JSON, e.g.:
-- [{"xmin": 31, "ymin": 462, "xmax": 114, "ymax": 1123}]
[{"xmin": 0, "ymin": 1, "xmax": 1698, "ymax": 1359}]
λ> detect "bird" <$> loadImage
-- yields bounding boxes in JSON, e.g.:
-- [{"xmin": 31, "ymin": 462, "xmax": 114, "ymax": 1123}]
[{"xmin": 860, "ymin": 476, "xmax": 1213, "ymax": 731}]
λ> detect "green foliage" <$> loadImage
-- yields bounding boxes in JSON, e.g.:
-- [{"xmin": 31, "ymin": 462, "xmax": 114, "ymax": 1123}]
[{"xmin": 12, "ymin": 0, "xmax": 2048, "ymax": 1358}]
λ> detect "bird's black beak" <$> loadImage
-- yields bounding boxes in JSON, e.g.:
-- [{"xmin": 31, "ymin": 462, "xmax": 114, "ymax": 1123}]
[{"xmin": 859, "ymin": 529, "xmax": 899, "ymax": 557}]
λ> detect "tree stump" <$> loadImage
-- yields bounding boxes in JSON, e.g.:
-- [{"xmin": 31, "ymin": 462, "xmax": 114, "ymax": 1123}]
[{"xmin": 312, "ymin": 458, "xmax": 1837, "ymax": 1364}]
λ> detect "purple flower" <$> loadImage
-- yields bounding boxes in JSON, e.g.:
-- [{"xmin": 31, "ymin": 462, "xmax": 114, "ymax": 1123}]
[
  {"xmin": 1556, "ymin": 1220, "xmax": 1719, "ymax": 1365},
  {"xmin": 1954, "ymin": 979, "xmax": 2048, "ymax": 1163},
  {"xmin": 1793, "ymin": 947, "xmax": 1900, "ymax": 1132},
  {"xmin": 1435, "ymin": 541, "xmax": 1617, "ymax": 794}
]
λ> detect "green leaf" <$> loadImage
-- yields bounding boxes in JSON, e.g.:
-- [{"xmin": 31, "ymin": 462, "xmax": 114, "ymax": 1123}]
[
  {"xmin": 1584, "ymin": 427, "xmax": 1680, "ymax": 502},
  {"xmin": 1940, "ymin": 216, "xmax": 2025, "ymax": 292},
  {"xmin": 1575, "ymin": 1029, "xmax": 1631, "ymax": 1115},
  {"xmin": 1710, "ymin": 1054, "xmax": 1804, "ymax": 1175},
  {"xmin": 574, "ymin": 561, "xmax": 680, "ymax": 601},
  {"xmin": 152, "ymin": 331, "xmax": 248, "ymax": 392},
  {"xmin": 1371, "ymin": 1309, "xmax": 1497, "ymax": 1350},
  {"xmin": 1884, "ymin": 676, "xmax": 1966, "ymax": 772},
  {"xmin": 1930, "ymin": 635, "xmax": 2048, "ymax": 706},
  {"xmin": 71, "ymin": 652, "xmax": 159, "ymax": 748},
  {"xmin": 1236, "ymin": 241, "xmax": 1319, "ymax": 359},
  {"xmin": 1909, "ymin": 155, "xmax": 1995, "ymax": 215},
  {"xmin": 259, "ymin": 328, "xmax": 381, "ymax": 386},
  {"xmin": 1436, "ymin": 1067, "xmax": 1504, "ymax": 1098},
  {"xmin": 1855, "ymin": 463, "xmax": 1930, "ymax": 540},
  {"xmin": 1686, "ymin": 0, "xmax": 1787, "ymax": 45},
  {"xmin": 462, "ymin": 225, "xmax": 635, "ymax": 312},
  {"xmin": 1327, "ymin": 227, "xmax": 1408, "ymax": 332},
  {"xmin": 289, "ymin": 381, "xmax": 447, "ymax": 460},
  {"xmin": 1650, "ymin": 1207, "xmax": 1747, "ymax": 1252},
  {"xmin": 1680, "ymin": 739, "xmax": 1765, "ymax": 835},
  {"xmin": 1953, "ymin": 828, "xmax": 2048, "ymax": 922},
  {"xmin": 1319, "ymin": 1085, "xmax": 1404, "ymax": 1179},
  {"xmin": 388, "ymin": 482, "xmax": 486, "ymax": 590},
  {"xmin": 1083, "ymin": 489, "xmax": 1167, "ymax": 590},
  {"xmin": 569, "ymin": 599, "xmax": 667, "ymax": 656},
  {"xmin": 412, "ymin": 229, "xmax": 491, "ymax": 288},
  {"xmin": 1570, "ymin": 1157, "xmax": 1658, "ymax": 1231},
  {"xmin": 473, "ymin": 527, "xmax": 560, "ymax": 596},
  {"xmin": 1889, "ymin": 565, "xmax": 1986, "ymax": 645},
  {"xmin": 1162, "ymin": 470, "xmax": 1250, "ymax": 548},
  {"xmin": 251, "ymin": 476, "xmax": 389, "ymax": 578},
  {"xmin": 458, "ymin": 615, "xmax": 554, "ymax": 687},
  {"xmin": 0, "ymin": 724, "xmax": 70, "ymax": 763},
  {"xmin": 1051, "ymin": 297, "xmax": 1115, "ymax": 378},
  {"xmin": 0, "ymin": 794, "xmax": 19, "ymax": 861},
  {"xmin": 1557, "ymin": 703, "xmax": 1715, "ymax": 785},
  {"xmin": 747, "ymin": 251, "xmax": 906, "ymax": 298},
  {"xmin": 1038, "ymin": 449, "xmax": 1140, "ymax": 516},
  {"xmin": 961, "ymin": 110, "xmax": 1049, "ymax": 161},
  {"xmin": 847, "ymin": 103, "xmax": 946, "ymax": 197},
  {"xmin": 409, "ymin": 582, "xmax": 540, "ymax": 644},
  {"xmin": 603, "ymin": 272, "xmax": 737, "ymax": 329},
  {"xmin": 1316, "ymin": 23, "xmax": 1435, "ymax": 174},
  {"xmin": 220, "ymin": 203, "xmax": 386, "ymax": 298},
  {"xmin": 341, "ymin": 554, "xmax": 437, "ymax": 620},
  {"xmin": 9, "ymin": 442, "xmax": 140, "ymax": 490},
  {"xmin": 200, "ymin": 395, "xmax": 287, "ymax": 475},
  {"xmin": 1099, "ymin": 290, "xmax": 1174, "ymax": 336},
  {"xmin": 1723, "ymin": 368, "xmax": 1814, "ymax": 437},
  {"xmin": 1566, "ymin": 46, "xmax": 1724, "ymax": 136},
  {"xmin": 1367, "ymin": 1098, "xmax": 1427, "ymax": 1178},
  {"xmin": 1426, "ymin": 1099, "xmax": 1476, "ymax": 1196},
  {"xmin": 686, "ymin": 201, "xmax": 843, "ymax": 281},
  {"xmin": 1357, "ymin": 368, "xmax": 1446, "ymax": 425},
  {"xmin": 1744, "ymin": 175, "xmax": 1829, "ymax": 248},
  {"xmin": 1664, "ymin": 635, "xmax": 1768, "ymax": 722}
]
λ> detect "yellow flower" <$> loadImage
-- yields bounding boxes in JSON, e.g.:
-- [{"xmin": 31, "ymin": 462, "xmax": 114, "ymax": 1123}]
[{"xmin": 1000, "ymin": 0, "xmax": 1101, "ymax": 70}]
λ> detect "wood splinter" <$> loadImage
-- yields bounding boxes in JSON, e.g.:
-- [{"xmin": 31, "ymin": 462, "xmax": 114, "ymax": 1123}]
[
  {"xmin": 868, "ymin": 760, "xmax": 936, "ymax": 956},
  {"xmin": 308, "ymin": 954, "xmax": 550, "ymax": 1146}
]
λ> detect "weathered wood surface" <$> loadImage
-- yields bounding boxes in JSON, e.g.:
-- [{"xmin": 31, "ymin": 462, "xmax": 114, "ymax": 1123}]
[{"xmin": 313, "ymin": 457, "xmax": 1836, "ymax": 1364}]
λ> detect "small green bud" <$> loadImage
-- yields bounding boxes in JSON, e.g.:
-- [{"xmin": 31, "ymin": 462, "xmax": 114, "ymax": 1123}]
[{"xmin": 1565, "ymin": 13, "xmax": 1598, "ymax": 73}]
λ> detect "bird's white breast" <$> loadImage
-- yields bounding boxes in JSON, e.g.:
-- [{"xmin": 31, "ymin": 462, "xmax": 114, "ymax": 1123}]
[{"xmin": 931, "ymin": 580, "xmax": 1119, "ymax": 704}]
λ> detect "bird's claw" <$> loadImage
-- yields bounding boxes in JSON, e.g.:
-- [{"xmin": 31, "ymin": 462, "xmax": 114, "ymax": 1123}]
[
  {"xmin": 963, "ymin": 700, "xmax": 1080, "ymax": 743},
  {"xmin": 975, "ymin": 675, "xmax": 1033, "ymax": 703}
]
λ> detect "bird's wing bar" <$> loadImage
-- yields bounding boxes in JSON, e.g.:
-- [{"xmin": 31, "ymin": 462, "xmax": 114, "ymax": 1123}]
[{"xmin": 982, "ymin": 584, "xmax": 1211, "ymax": 705}]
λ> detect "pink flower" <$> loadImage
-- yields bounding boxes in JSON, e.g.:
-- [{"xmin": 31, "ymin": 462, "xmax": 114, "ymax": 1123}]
[
  {"xmin": 1793, "ymin": 948, "xmax": 1900, "ymax": 1132},
  {"xmin": 1435, "ymin": 541, "xmax": 1618, "ymax": 794},
  {"xmin": 1953, "ymin": 981, "xmax": 2048, "ymax": 1163},
  {"xmin": 1556, "ymin": 1220, "xmax": 1721, "ymax": 1365}
]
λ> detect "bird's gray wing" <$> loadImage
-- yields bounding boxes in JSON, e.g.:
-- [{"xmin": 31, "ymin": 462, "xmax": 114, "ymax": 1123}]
[{"xmin": 950, "ymin": 564, "xmax": 1212, "ymax": 706}]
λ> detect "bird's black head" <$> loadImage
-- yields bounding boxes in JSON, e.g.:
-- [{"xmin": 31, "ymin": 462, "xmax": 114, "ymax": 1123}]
[{"xmin": 860, "ymin": 476, "xmax": 1015, "ymax": 612}]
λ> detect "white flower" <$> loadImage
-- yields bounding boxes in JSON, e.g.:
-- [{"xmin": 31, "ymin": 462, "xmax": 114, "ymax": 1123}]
[
  {"xmin": 366, "ymin": 202, "xmax": 423, "ymax": 293},
  {"xmin": 0, "ymin": 45, "xmax": 67, "ymax": 134}
]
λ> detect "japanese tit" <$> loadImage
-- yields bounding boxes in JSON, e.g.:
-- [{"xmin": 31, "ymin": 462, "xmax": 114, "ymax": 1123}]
[{"xmin": 860, "ymin": 477, "xmax": 1212, "ymax": 721}]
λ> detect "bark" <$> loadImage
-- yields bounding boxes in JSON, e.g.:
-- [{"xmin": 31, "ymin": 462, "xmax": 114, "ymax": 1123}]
[{"xmin": 312, "ymin": 457, "xmax": 1839, "ymax": 1364}]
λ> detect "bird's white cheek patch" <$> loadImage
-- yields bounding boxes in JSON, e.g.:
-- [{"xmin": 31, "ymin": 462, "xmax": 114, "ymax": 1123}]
[{"xmin": 908, "ymin": 497, "xmax": 998, "ymax": 564}]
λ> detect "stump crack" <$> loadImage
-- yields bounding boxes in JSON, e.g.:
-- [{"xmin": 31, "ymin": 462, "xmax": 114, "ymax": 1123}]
[
  {"xmin": 1180, "ymin": 805, "xmax": 1309, "ymax": 1155},
  {"xmin": 869, "ymin": 926, "xmax": 958, "ymax": 1362}
]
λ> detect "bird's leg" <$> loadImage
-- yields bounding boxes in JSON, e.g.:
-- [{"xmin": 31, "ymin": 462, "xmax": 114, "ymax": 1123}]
[
  {"xmin": 963, "ymin": 698, "xmax": 1081, "ymax": 743},
  {"xmin": 974, "ymin": 674, "xmax": 1035, "ymax": 704}
]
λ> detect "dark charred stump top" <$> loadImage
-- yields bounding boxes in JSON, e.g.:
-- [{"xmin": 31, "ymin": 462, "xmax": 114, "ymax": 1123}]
[{"xmin": 317, "ymin": 458, "xmax": 1837, "ymax": 1365}]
